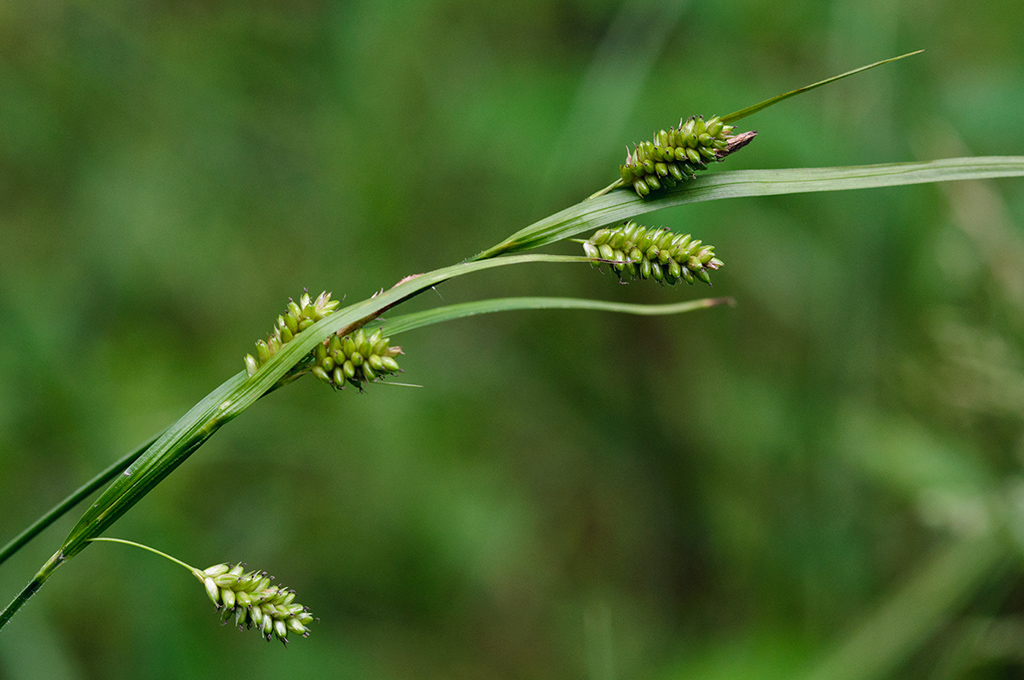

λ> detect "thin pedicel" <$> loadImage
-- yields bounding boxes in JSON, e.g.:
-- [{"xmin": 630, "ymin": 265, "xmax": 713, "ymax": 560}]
[{"xmin": 90, "ymin": 537, "xmax": 313, "ymax": 645}]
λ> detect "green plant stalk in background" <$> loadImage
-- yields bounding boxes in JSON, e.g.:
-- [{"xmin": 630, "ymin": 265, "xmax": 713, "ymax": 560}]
[{"xmin": 3, "ymin": 51, "xmax": 1024, "ymax": 640}]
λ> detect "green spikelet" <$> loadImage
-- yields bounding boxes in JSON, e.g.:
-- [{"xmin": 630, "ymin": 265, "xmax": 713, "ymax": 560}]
[
  {"xmin": 199, "ymin": 563, "xmax": 314, "ymax": 645},
  {"xmin": 582, "ymin": 221, "xmax": 723, "ymax": 286},
  {"xmin": 86, "ymin": 537, "xmax": 314, "ymax": 647},
  {"xmin": 311, "ymin": 327, "xmax": 403, "ymax": 391},
  {"xmin": 244, "ymin": 290, "xmax": 340, "ymax": 378},
  {"xmin": 619, "ymin": 116, "xmax": 756, "ymax": 197}
]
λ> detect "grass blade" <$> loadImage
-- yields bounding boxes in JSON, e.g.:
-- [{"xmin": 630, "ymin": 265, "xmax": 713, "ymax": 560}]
[
  {"xmin": 1, "ymin": 254, "xmax": 595, "ymax": 628},
  {"xmin": 0, "ymin": 434, "xmax": 160, "ymax": 569},
  {"xmin": 58, "ymin": 254, "xmax": 592, "ymax": 555},
  {"xmin": 476, "ymin": 156, "xmax": 1024, "ymax": 258},
  {"xmin": 721, "ymin": 50, "xmax": 924, "ymax": 124},
  {"xmin": 382, "ymin": 296, "xmax": 734, "ymax": 336}
]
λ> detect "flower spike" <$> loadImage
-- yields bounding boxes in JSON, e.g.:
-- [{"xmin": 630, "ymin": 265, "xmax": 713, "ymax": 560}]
[
  {"xmin": 199, "ymin": 562, "xmax": 314, "ymax": 645},
  {"xmin": 244, "ymin": 291, "xmax": 406, "ymax": 391},
  {"xmin": 619, "ymin": 116, "xmax": 756, "ymax": 197},
  {"xmin": 244, "ymin": 290, "xmax": 340, "ymax": 378},
  {"xmin": 311, "ymin": 327, "xmax": 403, "ymax": 391},
  {"xmin": 583, "ymin": 221, "xmax": 723, "ymax": 286},
  {"xmin": 88, "ymin": 537, "xmax": 313, "ymax": 646}
]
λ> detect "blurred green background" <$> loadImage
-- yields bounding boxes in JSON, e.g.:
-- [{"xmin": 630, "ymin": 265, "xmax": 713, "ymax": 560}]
[{"xmin": 2, "ymin": 0, "xmax": 1024, "ymax": 678}]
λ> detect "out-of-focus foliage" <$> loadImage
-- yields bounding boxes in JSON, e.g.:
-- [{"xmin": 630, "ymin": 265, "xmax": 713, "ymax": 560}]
[{"xmin": 2, "ymin": 1, "xmax": 1024, "ymax": 678}]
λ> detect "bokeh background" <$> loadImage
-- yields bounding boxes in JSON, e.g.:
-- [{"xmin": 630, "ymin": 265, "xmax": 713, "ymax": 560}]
[{"xmin": 2, "ymin": 1, "xmax": 1024, "ymax": 678}]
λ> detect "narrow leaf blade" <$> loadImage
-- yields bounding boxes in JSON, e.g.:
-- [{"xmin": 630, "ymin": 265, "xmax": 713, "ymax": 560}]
[
  {"xmin": 476, "ymin": 156, "xmax": 1024, "ymax": 257},
  {"xmin": 58, "ymin": 254, "xmax": 594, "ymax": 555},
  {"xmin": 720, "ymin": 50, "xmax": 924, "ymax": 123},
  {"xmin": 382, "ymin": 296, "xmax": 735, "ymax": 336}
]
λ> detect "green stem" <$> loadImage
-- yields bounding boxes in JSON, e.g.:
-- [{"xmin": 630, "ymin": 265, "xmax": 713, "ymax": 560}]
[
  {"xmin": 0, "ymin": 413, "xmax": 229, "ymax": 632},
  {"xmin": 0, "ymin": 538, "xmax": 203, "ymax": 630},
  {"xmin": 0, "ymin": 255, "xmax": 593, "ymax": 631},
  {"xmin": 0, "ymin": 434, "xmax": 159, "ymax": 569},
  {"xmin": 0, "ymin": 383, "xmax": 294, "ymax": 569},
  {"xmin": 0, "ymin": 551, "xmax": 62, "ymax": 630},
  {"xmin": 88, "ymin": 537, "xmax": 199, "ymax": 575}
]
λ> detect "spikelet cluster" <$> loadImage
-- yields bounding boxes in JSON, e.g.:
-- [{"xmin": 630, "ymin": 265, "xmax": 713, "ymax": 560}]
[
  {"xmin": 245, "ymin": 290, "xmax": 340, "ymax": 378},
  {"xmin": 620, "ymin": 116, "xmax": 752, "ymax": 197},
  {"xmin": 582, "ymin": 221, "xmax": 723, "ymax": 285},
  {"xmin": 198, "ymin": 563, "xmax": 313, "ymax": 645},
  {"xmin": 311, "ymin": 327, "xmax": 402, "ymax": 390}
]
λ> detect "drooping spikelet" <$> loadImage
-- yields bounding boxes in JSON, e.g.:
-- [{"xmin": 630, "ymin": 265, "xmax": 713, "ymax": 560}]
[
  {"xmin": 582, "ymin": 221, "xmax": 723, "ymax": 285},
  {"xmin": 198, "ymin": 563, "xmax": 314, "ymax": 645},
  {"xmin": 619, "ymin": 116, "xmax": 756, "ymax": 197},
  {"xmin": 310, "ymin": 327, "xmax": 403, "ymax": 390},
  {"xmin": 244, "ymin": 290, "xmax": 340, "ymax": 378}
]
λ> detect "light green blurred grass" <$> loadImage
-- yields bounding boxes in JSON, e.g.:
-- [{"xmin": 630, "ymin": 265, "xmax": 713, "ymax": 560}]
[{"xmin": 2, "ymin": 1, "xmax": 1024, "ymax": 678}]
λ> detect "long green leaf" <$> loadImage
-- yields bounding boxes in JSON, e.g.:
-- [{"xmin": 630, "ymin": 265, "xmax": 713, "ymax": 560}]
[
  {"xmin": 19, "ymin": 155, "xmax": 1024, "ymax": 562},
  {"xmin": 382, "ymin": 296, "xmax": 734, "ymax": 336},
  {"xmin": 57, "ymin": 254, "xmax": 592, "ymax": 557},
  {"xmin": 7, "ymin": 152, "xmax": 1024, "ymax": 627},
  {"xmin": 0, "ymin": 256, "xmax": 595, "ymax": 628},
  {"xmin": 475, "ymin": 157, "xmax": 1024, "ymax": 258},
  {"xmin": 0, "ymin": 434, "xmax": 160, "ymax": 569},
  {"xmin": 720, "ymin": 50, "xmax": 923, "ymax": 123},
  {"xmin": 10, "ymin": 156, "xmax": 1024, "ymax": 568}
]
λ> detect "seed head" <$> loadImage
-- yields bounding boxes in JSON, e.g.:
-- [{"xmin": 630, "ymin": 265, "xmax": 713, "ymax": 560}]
[
  {"xmin": 619, "ymin": 116, "xmax": 756, "ymax": 198},
  {"xmin": 311, "ymin": 327, "xmax": 403, "ymax": 391},
  {"xmin": 583, "ymin": 221, "xmax": 723, "ymax": 286},
  {"xmin": 244, "ymin": 290, "xmax": 340, "ymax": 378},
  {"xmin": 196, "ymin": 563, "xmax": 313, "ymax": 645}
]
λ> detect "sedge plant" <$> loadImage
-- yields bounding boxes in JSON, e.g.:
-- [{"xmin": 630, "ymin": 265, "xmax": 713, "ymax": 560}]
[{"xmin": 2, "ymin": 50, "xmax": 1024, "ymax": 644}]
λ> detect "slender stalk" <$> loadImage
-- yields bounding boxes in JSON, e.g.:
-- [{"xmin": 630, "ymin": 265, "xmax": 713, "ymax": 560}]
[
  {"xmin": 0, "ymin": 254, "xmax": 592, "ymax": 631},
  {"xmin": 0, "ymin": 551, "xmax": 62, "ymax": 630},
  {"xmin": 0, "ymin": 382, "xmax": 294, "ymax": 568},
  {"xmin": 88, "ymin": 537, "xmax": 198, "ymax": 574}
]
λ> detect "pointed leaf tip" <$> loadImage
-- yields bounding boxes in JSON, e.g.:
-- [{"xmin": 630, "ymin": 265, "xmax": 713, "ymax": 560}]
[{"xmin": 721, "ymin": 50, "xmax": 924, "ymax": 124}]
